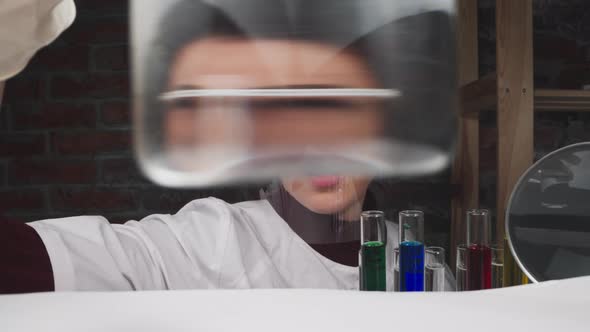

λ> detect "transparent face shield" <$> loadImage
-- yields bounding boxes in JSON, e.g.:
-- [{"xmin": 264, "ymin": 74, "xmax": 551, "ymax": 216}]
[{"xmin": 132, "ymin": 0, "xmax": 456, "ymax": 187}]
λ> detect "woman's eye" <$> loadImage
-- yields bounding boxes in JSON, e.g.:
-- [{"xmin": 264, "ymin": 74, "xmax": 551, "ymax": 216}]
[
  {"xmin": 171, "ymin": 98, "xmax": 198, "ymax": 109},
  {"xmin": 249, "ymin": 98, "xmax": 358, "ymax": 111}
]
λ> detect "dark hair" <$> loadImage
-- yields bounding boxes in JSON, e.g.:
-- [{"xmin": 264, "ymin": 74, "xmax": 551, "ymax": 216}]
[{"xmin": 141, "ymin": 0, "xmax": 456, "ymax": 161}]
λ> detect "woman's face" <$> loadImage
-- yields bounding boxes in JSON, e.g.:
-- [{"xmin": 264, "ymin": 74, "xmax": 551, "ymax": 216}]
[
  {"xmin": 281, "ymin": 176, "xmax": 372, "ymax": 220},
  {"xmin": 166, "ymin": 37, "xmax": 378, "ymax": 217}
]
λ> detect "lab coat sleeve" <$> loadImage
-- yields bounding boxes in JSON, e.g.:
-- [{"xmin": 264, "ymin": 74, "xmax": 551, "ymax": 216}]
[
  {"xmin": 28, "ymin": 215, "xmax": 171, "ymax": 291},
  {"xmin": 27, "ymin": 198, "xmax": 234, "ymax": 291}
]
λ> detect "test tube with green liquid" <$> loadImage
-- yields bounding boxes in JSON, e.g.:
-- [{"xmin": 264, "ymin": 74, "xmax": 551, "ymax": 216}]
[{"xmin": 359, "ymin": 210, "xmax": 387, "ymax": 291}]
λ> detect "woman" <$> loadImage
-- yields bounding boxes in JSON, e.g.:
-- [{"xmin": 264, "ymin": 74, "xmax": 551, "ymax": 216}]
[{"xmin": 0, "ymin": 0, "xmax": 455, "ymax": 293}]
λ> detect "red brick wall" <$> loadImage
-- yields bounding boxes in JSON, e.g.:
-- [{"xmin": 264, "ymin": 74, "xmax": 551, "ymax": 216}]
[
  {"xmin": 0, "ymin": 1, "xmax": 260, "ymax": 223},
  {"xmin": 0, "ymin": 1, "xmax": 455, "ymax": 249}
]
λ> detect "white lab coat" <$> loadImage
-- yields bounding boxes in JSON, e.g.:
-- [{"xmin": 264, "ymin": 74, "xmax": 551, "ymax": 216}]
[
  {"xmin": 29, "ymin": 197, "xmax": 455, "ymax": 291},
  {"xmin": 0, "ymin": 0, "xmax": 76, "ymax": 80}
]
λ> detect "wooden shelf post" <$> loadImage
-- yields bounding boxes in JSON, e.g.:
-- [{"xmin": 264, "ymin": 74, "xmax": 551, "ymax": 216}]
[
  {"xmin": 451, "ymin": 0, "xmax": 479, "ymax": 266},
  {"xmin": 496, "ymin": 0, "xmax": 534, "ymax": 244}
]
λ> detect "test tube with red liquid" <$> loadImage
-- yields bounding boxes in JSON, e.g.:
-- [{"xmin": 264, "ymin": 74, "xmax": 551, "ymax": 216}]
[{"xmin": 466, "ymin": 209, "xmax": 492, "ymax": 290}]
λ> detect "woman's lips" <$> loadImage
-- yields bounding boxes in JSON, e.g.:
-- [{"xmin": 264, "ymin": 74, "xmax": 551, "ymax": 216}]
[{"xmin": 310, "ymin": 176, "xmax": 341, "ymax": 189}]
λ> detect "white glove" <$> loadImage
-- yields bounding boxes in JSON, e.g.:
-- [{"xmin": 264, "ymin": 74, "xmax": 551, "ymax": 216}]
[{"xmin": 0, "ymin": 0, "xmax": 76, "ymax": 80}]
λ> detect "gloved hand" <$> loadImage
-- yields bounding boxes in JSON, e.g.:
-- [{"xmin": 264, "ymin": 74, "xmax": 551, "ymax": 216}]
[{"xmin": 0, "ymin": 0, "xmax": 76, "ymax": 81}]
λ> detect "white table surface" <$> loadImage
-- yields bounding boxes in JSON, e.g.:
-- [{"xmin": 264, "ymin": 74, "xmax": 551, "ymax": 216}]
[{"xmin": 1, "ymin": 276, "xmax": 589, "ymax": 332}]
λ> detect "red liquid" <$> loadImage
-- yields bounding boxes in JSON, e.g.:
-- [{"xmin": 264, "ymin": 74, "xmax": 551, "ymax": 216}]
[{"xmin": 466, "ymin": 244, "xmax": 492, "ymax": 290}]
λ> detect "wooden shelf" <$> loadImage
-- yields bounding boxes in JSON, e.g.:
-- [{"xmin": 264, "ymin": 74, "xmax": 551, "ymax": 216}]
[
  {"xmin": 460, "ymin": 74, "xmax": 496, "ymax": 114},
  {"xmin": 460, "ymin": 75, "xmax": 590, "ymax": 113},
  {"xmin": 535, "ymin": 89, "xmax": 590, "ymax": 111}
]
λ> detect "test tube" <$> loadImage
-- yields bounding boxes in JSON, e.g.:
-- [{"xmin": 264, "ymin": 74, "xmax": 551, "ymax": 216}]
[
  {"xmin": 398, "ymin": 210, "xmax": 425, "ymax": 292},
  {"xmin": 393, "ymin": 247, "xmax": 400, "ymax": 292},
  {"xmin": 358, "ymin": 249, "xmax": 363, "ymax": 290},
  {"xmin": 456, "ymin": 244, "xmax": 467, "ymax": 291},
  {"xmin": 359, "ymin": 210, "xmax": 387, "ymax": 291},
  {"xmin": 491, "ymin": 245, "xmax": 504, "ymax": 289},
  {"xmin": 466, "ymin": 209, "xmax": 492, "ymax": 290},
  {"xmin": 425, "ymin": 247, "xmax": 445, "ymax": 292},
  {"xmin": 503, "ymin": 237, "xmax": 529, "ymax": 287}
]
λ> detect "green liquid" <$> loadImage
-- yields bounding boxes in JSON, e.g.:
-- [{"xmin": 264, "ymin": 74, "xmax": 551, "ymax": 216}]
[{"xmin": 360, "ymin": 241, "xmax": 386, "ymax": 291}]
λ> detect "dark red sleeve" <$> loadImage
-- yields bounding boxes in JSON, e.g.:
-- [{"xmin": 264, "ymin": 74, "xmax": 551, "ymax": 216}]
[{"xmin": 0, "ymin": 219, "xmax": 54, "ymax": 294}]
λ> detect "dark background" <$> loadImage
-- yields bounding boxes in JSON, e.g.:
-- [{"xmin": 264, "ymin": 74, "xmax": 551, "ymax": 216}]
[
  {"xmin": 478, "ymin": 0, "xmax": 590, "ymax": 215},
  {"xmin": 1, "ymin": 0, "xmax": 590, "ymax": 251}
]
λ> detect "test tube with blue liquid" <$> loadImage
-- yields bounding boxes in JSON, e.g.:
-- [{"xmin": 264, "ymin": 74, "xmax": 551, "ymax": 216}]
[
  {"xmin": 398, "ymin": 210, "xmax": 425, "ymax": 292},
  {"xmin": 359, "ymin": 210, "xmax": 387, "ymax": 291}
]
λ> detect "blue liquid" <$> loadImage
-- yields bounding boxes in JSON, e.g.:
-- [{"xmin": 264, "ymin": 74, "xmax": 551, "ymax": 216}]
[{"xmin": 399, "ymin": 241, "xmax": 425, "ymax": 292}]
